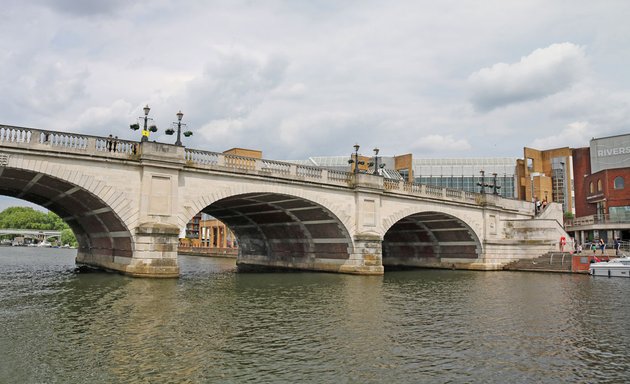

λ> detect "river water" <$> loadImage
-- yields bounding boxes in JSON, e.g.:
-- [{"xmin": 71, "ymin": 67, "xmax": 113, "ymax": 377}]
[{"xmin": 1, "ymin": 247, "xmax": 629, "ymax": 383}]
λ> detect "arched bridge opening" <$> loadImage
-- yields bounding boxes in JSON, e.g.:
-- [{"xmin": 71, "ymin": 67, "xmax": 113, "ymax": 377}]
[
  {"xmin": 199, "ymin": 193, "xmax": 353, "ymax": 271},
  {"xmin": 0, "ymin": 167, "xmax": 133, "ymax": 262},
  {"xmin": 383, "ymin": 211, "xmax": 481, "ymax": 270}
]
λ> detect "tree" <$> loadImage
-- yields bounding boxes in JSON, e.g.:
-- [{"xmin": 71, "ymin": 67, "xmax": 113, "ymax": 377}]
[
  {"xmin": 60, "ymin": 228, "xmax": 78, "ymax": 247},
  {"xmin": 0, "ymin": 207, "xmax": 68, "ymax": 230}
]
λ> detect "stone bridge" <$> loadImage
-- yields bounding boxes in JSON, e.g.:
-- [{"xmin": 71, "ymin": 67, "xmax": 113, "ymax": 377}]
[{"xmin": 0, "ymin": 124, "xmax": 568, "ymax": 277}]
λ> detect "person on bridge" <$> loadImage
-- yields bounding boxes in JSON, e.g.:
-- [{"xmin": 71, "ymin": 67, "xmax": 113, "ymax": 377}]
[{"xmin": 534, "ymin": 196, "xmax": 541, "ymax": 214}]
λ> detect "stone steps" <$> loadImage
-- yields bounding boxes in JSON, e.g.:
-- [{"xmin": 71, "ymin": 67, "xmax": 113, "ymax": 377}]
[{"xmin": 503, "ymin": 252, "xmax": 574, "ymax": 273}]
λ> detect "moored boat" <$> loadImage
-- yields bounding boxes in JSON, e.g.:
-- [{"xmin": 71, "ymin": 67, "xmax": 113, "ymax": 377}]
[{"xmin": 590, "ymin": 256, "xmax": 630, "ymax": 277}]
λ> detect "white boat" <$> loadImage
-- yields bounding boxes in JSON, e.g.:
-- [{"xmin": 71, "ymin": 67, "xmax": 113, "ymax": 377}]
[{"xmin": 590, "ymin": 256, "xmax": 630, "ymax": 277}]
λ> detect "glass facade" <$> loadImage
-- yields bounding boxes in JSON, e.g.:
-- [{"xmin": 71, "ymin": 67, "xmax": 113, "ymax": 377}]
[
  {"xmin": 285, "ymin": 156, "xmax": 518, "ymax": 198},
  {"xmin": 610, "ymin": 206, "xmax": 630, "ymax": 222},
  {"xmin": 551, "ymin": 157, "xmax": 568, "ymax": 212},
  {"xmin": 412, "ymin": 158, "xmax": 517, "ymax": 198}
]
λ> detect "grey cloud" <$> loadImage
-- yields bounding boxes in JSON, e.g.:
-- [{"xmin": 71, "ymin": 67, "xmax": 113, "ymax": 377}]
[
  {"xmin": 6, "ymin": 62, "xmax": 88, "ymax": 117},
  {"xmin": 33, "ymin": 0, "xmax": 130, "ymax": 16},
  {"xmin": 468, "ymin": 43, "xmax": 588, "ymax": 111},
  {"xmin": 184, "ymin": 52, "xmax": 288, "ymax": 123}
]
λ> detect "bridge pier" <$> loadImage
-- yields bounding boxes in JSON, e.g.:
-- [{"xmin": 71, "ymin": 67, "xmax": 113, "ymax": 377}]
[
  {"xmin": 339, "ymin": 234, "xmax": 384, "ymax": 275},
  {"xmin": 75, "ymin": 223, "xmax": 180, "ymax": 277}
]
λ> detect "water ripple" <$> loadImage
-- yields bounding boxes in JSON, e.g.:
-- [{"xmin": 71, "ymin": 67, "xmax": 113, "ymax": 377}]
[{"xmin": 2, "ymin": 251, "xmax": 630, "ymax": 383}]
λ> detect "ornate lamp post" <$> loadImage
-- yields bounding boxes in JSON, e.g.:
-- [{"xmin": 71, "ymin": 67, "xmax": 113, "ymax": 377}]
[
  {"xmin": 129, "ymin": 104, "xmax": 157, "ymax": 142},
  {"xmin": 478, "ymin": 170, "xmax": 486, "ymax": 194},
  {"xmin": 492, "ymin": 172, "xmax": 501, "ymax": 195},
  {"xmin": 368, "ymin": 147, "xmax": 384, "ymax": 175},
  {"xmin": 477, "ymin": 170, "xmax": 501, "ymax": 195},
  {"xmin": 165, "ymin": 110, "xmax": 193, "ymax": 146},
  {"xmin": 348, "ymin": 143, "xmax": 365, "ymax": 173}
]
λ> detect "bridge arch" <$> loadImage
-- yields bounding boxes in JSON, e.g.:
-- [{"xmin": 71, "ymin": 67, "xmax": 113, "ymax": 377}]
[
  {"xmin": 187, "ymin": 191, "xmax": 354, "ymax": 270},
  {"xmin": 381, "ymin": 209, "xmax": 482, "ymax": 269},
  {"xmin": 0, "ymin": 166, "xmax": 134, "ymax": 261}
]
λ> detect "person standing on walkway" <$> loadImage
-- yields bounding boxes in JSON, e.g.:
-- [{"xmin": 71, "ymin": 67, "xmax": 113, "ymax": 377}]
[
  {"xmin": 599, "ymin": 238, "xmax": 606, "ymax": 255},
  {"xmin": 615, "ymin": 238, "xmax": 621, "ymax": 256}
]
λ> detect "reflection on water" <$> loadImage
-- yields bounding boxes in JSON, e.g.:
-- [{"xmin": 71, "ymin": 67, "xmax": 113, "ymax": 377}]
[{"xmin": 1, "ymin": 247, "xmax": 630, "ymax": 383}]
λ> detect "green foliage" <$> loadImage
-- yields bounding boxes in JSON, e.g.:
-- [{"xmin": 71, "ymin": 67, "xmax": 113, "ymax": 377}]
[
  {"xmin": 61, "ymin": 228, "xmax": 78, "ymax": 247},
  {"xmin": 0, "ymin": 206, "xmax": 69, "ymax": 231},
  {"xmin": 0, "ymin": 206, "xmax": 78, "ymax": 246},
  {"xmin": 563, "ymin": 211, "xmax": 574, "ymax": 220}
]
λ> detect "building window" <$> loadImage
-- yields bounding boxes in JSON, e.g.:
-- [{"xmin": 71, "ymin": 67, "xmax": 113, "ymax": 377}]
[
  {"xmin": 589, "ymin": 182, "xmax": 594, "ymax": 193},
  {"xmin": 610, "ymin": 206, "xmax": 630, "ymax": 221},
  {"xmin": 597, "ymin": 179, "xmax": 603, "ymax": 191},
  {"xmin": 527, "ymin": 158, "xmax": 534, "ymax": 171},
  {"xmin": 614, "ymin": 176, "xmax": 625, "ymax": 189}
]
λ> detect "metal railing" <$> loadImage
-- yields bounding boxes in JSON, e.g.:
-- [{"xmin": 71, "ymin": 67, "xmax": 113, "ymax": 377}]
[{"xmin": 565, "ymin": 214, "xmax": 630, "ymax": 228}]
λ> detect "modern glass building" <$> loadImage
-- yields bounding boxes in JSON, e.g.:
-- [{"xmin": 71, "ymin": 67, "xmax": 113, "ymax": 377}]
[
  {"xmin": 285, "ymin": 155, "xmax": 518, "ymax": 198},
  {"xmin": 412, "ymin": 158, "xmax": 517, "ymax": 198}
]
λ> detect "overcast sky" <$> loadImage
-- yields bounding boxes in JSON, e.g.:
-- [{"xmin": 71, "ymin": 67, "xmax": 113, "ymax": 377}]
[{"xmin": 2, "ymin": 1, "xmax": 630, "ymax": 210}]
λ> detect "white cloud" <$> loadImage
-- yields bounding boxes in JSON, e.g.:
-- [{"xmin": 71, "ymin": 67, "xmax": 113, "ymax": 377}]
[
  {"xmin": 468, "ymin": 43, "xmax": 588, "ymax": 111},
  {"xmin": 197, "ymin": 118, "xmax": 245, "ymax": 143},
  {"xmin": 410, "ymin": 134, "xmax": 472, "ymax": 153},
  {"xmin": 70, "ymin": 99, "xmax": 134, "ymax": 136},
  {"xmin": 530, "ymin": 121, "xmax": 592, "ymax": 149},
  {"xmin": 13, "ymin": 61, "xmax": 89, "ymax": 115},
  {"xmin": 184, "ymin": 51, "xmax": 288, "ymax": 122},
  {"xmin": 2, "ymin": 1, "xmax": 630, "ymax": 162}
]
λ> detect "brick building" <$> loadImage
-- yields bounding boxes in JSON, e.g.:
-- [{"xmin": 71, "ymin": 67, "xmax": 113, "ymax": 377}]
[
  {"xmin": 516, "ymin": 146, "xmax": 574, "ymax": 214},
  {"xmin": 566, "ymin": 134, "xmax": 630, "ymax": 244}
]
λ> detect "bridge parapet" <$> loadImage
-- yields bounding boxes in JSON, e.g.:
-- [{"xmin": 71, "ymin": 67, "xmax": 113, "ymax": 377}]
[
  {"xmin": 185, "ymin": 148, "xmax": 353, "ymax": 186},
  {"xmin": 185, "ymin": 147, "xmax": 534, "ymax": 212},
  {"xmin": 0, "ymin": 124, "xmax": 532, "ymax": 214},
  {"xmin": 0, "ymin": 125, "xmax": 137, "ymax": 158}
]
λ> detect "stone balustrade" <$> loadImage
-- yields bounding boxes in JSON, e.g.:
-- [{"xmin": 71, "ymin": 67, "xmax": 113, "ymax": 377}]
[
  {"xmin": 0, "ymin": 124, "xmax": 138, "ymax": 157},
  {"xmin": 1, "ymin": 124, "xmax": 528, "ymax": 211}
]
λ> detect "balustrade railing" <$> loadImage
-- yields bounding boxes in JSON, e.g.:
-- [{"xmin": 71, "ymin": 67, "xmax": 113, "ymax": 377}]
[
  {"xmin": 425, "ymin": 184, "xmax": 444, "ymax": 197},
  {"xmin": 0, "ymin": 125, "xmax": 137, "ymax": 156},
  {"xmin": 185, "ymin": 149, "xmax": 219, "ymax": 165},
  {"xmin": 1, "ymin": 126, "xmax": 32, "ymax": 143},
  {"xmin": 183, "ymin": 148, "xmax": 352, "ymax": 186},
  {"xmin": 260, "ymin": 159, "xmax": 291, "ymax": 175},
  {"xmin": 383, "ymin": 178, "xmax": 401, "ymax": 190},
  {"xmin": 296, "ymin": 165, "xmax": 322, "ymax": 179},
  {"xmin": 224, "ymin": 154, "xmax": 256, "ymax": 171},
  {"xmin": 1, "ymin": 124, "xmax": 504, "ymax": 207},
  {"xmin": 445, "ymin": 188, "xmax": 463, "ymax": 199},
  {"xmin": 327, "ymin": 169, "xmax": 352, "ymax": 183}
]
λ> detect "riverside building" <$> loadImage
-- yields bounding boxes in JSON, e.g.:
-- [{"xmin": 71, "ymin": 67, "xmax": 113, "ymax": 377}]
[
  {"xmin": 566, "ymin": 134, "xmax": 630, "ymax": 244},
  {"xmin": 515, "ymin": 146, "xmax": 575, "ymax": 214}
]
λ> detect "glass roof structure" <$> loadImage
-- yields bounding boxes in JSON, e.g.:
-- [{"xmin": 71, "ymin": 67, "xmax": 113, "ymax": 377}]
[{"xmin": 413, "ymin": 158, "xmax": 517, "ymax": 177}]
